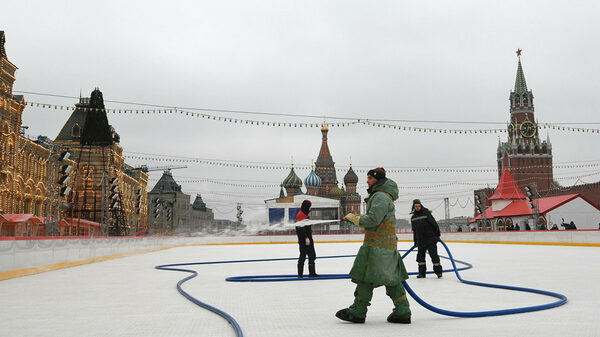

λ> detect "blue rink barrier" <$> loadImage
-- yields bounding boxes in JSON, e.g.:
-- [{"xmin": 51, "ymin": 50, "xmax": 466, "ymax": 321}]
[{"xmin": 156, "ymin": 239, "xmax": 567, "ymax": 337}]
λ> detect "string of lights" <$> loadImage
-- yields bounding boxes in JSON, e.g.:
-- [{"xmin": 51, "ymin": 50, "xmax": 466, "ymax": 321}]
[
  {"xmin": 21, "ymin": 99, "xmax": 600, "ymax": 134},
  {"xmin": 16, "ymin": 90, "xmax": 600, "ymax": 125},
  {"xmin": 127, "ymin": 151, "xmax": 600, "ymax": 173},
  {"xmin": 191, "ymin": 174, "xmax": 600, "ymax": 214},
  {"xmin": 150, "ymin": 169, "xmax": 598, "ymax": 195}
]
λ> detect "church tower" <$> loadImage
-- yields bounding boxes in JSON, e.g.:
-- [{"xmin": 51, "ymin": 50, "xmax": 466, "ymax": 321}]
[
  {"xmin": 342, "ymin": 164, "xmax": 361, "ymax": 214},
  {"xmin": 497, "ymin": 50, "xmax": 553, "ymax": 194},
  {"xmin": 314, "ymin": 124, "xmax": 338, "ymax": 196}
]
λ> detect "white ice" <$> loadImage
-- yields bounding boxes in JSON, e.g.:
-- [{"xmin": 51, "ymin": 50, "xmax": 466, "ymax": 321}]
[{"xmin": 1, "ymin": 241, "xmax": 598, "ymax": 337}]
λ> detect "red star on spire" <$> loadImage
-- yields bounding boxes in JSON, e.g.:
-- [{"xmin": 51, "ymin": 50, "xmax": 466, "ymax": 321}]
[{"xmin": 516, "ymin": 48, "xmax": 522, "ymax": 57}]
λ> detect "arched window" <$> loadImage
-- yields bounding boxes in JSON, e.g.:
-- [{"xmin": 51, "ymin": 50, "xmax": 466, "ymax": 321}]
[
  {"xmin": 497, "ymin": 219, "xmax": 505, "ymax": 231},
  {"xmin": 514, "ymin": 95, "xmax": 520, "ymax": 105},
  {"xmin": 522, "ymin": 94, "xmax": 528, "ymax": 104},
  {"xmin": 20, "ymin": 153, "xmax": 25, "ymax": 173},
  {"xmin": 27, "ymin": 154, "xmax": 32, "ymax": 177},
  {"xmin": 72, "ymin": 123, "xmax": 81, "ymax": 138}
]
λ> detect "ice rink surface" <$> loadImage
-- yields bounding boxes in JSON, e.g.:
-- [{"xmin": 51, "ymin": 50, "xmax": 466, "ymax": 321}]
[{"xmin": 1, "ymin": 241, "xmax": 599, "ymax": 337}]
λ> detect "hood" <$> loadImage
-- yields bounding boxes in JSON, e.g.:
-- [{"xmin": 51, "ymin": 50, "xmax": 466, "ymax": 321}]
[
  {"xmin": 301, "ymin": 200, "xmax": 311, "ymax": 214},
  {"xmin": 371, "ymin": 178, "xmax": 399, "ymax": 201},
  {"xmin": 412, "ymin": 206, "xmax": 430, "ymax": 215}
]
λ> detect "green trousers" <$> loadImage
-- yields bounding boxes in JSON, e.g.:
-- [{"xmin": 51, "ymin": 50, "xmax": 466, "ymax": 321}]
[{"xmin": 348, "ymin": 282, "xmax": 411, "ymax": 318}]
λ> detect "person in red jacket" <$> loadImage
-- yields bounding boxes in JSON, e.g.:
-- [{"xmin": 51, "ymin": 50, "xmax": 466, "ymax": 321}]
[{"xmin": 295, "ymin": 199, "xmax": 318, "ymax": 277}]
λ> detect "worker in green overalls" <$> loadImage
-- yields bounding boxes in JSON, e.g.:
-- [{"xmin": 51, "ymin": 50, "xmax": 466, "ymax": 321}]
[{"xmin": 337, "ymin": 167, "xmax": 411, "ymax": 324}]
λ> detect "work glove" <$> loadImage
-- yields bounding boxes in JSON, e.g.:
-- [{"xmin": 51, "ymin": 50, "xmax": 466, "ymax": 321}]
[
  {"xmin": 305, "ymin": 238, "xmax": 310, "ymax": 246},
  {"xmin": 344, "ymin": 213, "xmax": 361, "ymax": 226}
]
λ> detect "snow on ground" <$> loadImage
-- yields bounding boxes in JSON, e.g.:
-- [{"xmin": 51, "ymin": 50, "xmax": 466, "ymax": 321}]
[{"xmin": 1, "ymin": 241, "xmax": 599, "ymax": 337}]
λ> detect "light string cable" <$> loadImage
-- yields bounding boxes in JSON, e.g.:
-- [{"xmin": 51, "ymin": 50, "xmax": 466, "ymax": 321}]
[
  {"xmin": 15, "ymin": 90, "xmax": 600, "ymax": 133},
  {"xmin": 126, "ymin": 150, "xmax": 600, "ymax": 173}
]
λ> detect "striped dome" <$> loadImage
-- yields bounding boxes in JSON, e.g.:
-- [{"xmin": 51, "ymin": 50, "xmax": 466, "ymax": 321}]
[
  {"xmin": 283, "ymin": 167, "xmax": 303, "ymax": 188},
  {"xmin": 304, "ymin": 170, "xmax": 322, "ymax": 188}
]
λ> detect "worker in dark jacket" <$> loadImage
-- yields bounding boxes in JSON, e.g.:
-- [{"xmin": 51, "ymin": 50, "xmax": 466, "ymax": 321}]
[
  {"xmin": 411, "ymin": 199, "xmax": 442, "ymax": 278},
  {"xmin": 295, "ymin": 200, "xmax": 318, "ymax": 277}
]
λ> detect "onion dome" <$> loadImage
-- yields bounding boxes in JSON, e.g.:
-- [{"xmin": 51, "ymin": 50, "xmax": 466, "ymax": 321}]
[
  {"xmin": 304, "ymin": 169, "xmax": 322, "ymax": 188},
  {"xmin": 283, "ymin": 167, "xmax": 302, "ymax": 189},
  {"xmin": 328, "ymin": 181, "xmax": 345, "ymax": 197},
  {"xmin": 343, "ymin": 165, "xmax": 358, "ymax": 184}
]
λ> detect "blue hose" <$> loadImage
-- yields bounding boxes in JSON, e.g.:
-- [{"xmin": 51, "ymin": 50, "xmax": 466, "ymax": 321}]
[
  {"xmin": 156, "ymin": 239, "xmax": 567, "ymax": 336},
  {"xmin": 225, "ymin": 251, "xmax": 473, "ymax": 282},
  {"xmin": 155, "ymin": 255, "xmax": 366, "ymax": 337},
  {"xmin": 155, "ymin": 263, "xmax": 245, "ymax": 337},
  {"xmin": 399, "ymin": 239, "xmax": 568, "ymax": 317}
]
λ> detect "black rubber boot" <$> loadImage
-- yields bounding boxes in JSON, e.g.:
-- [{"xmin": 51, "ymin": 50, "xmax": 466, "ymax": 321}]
[
  {"xmin": 387, "ymin": 311, "xmax": 411, "ymax": 324},
  {"xmin": 335, "ymin": 309, "xmax": 365, "ymax": 323},
  {"xmin": 433, "ymin": 264, "xmax": 443, "ymax": 278},
  {"xmin": 308, "ymin": 263, "xmax": 319, "ymax": 277},
  {"xmin": 417, "ymin": 264, "xmax": 426, "ymax": 278},
  {"xmin": 297, "ymin": 262, "xmax": 304, "ymax": 278}
]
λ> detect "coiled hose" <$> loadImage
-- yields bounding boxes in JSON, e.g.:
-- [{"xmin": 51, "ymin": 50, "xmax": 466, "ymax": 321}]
[{"xmin": 156, "ymin": 239, "xmax": 567, "ymax": 337}]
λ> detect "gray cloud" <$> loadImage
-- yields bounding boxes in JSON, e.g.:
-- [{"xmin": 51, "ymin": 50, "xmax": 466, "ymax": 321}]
[{"xmin": 3, "ymin": 0, "xmax": 599, "ymax": 221}]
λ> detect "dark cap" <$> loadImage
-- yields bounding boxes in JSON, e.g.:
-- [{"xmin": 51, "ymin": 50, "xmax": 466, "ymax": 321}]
[{"xmin": 367, "ymin": 167, "xmax": 386, "ymax": 180}]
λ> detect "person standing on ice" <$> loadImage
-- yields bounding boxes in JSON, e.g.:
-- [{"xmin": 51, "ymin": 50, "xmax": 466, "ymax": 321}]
[
  {"xmin": 295, "ymin": 199, "xmax": 318, "ymax": 278},
  {"xmin": 411, "ymin": 199, "xmax": 442, "ymax": 278},
  {"xmin": 337, "ymin": 167, "xmax": 411, "ymax": 324}
]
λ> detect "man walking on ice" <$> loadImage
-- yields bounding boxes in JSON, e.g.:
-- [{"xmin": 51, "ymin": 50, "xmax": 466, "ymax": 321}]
[{"xmin": 337, "ymin": 167, "xmax": 411, "ymax": 324}]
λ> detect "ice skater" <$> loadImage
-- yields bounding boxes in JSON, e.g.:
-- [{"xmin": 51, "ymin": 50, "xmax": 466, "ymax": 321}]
[{"xmin": 337, "ymin": 167, "xmax": 411, "ymax": 324}]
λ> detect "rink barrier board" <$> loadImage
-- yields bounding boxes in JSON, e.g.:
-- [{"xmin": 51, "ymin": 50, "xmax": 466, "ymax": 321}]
[
  {"xmin": 1, "ymin": 231, "xmax": 599, "ymax": 280},
  {"xmin": 0, "ymin": 244, "xmax": 185, "ymax": 281},
  {"xmin": 193, "ymin": 240, "xmax": 600, "ymax": 247}
]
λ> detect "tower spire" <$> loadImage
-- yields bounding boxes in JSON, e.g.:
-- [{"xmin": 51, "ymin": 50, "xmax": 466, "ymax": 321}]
[
  {"xmin": 314, "ymin": 125, "xmax": 337, "ymax": 195},
  {"xmin": 0, "ymin": 31, "xmax": 7, "ymax": 59},
  {"xmin": 514, "ymin": 49, "xmax": 528, "ymax": 94},
  {"xmin": 316, "ymin": 123, "xmax": 333, "ymax": 164}
]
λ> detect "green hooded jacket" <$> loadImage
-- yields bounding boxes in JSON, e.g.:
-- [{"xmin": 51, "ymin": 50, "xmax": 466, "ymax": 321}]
[{"xmin": 348, "ymin": 178, "xmax": 409, "ymax": 286}]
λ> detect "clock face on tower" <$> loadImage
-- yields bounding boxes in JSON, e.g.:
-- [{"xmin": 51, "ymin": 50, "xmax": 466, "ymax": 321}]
[{"xmin": 519, "ymin": 121, "xmax": 537, "ymax": 138}]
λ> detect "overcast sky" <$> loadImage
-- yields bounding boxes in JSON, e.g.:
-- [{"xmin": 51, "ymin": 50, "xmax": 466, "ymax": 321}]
[{"xmin": 2, "ymin": 0, "xmax": 599, "ymax": 222}]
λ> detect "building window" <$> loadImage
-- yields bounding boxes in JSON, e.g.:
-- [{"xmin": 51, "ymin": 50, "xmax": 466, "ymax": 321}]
[
  {"xmin": 72, "ymin": 124, "xmax": 80, "ymax": 138},
  {"xmin": 268, "ymin": 208, "xmax": 284, "ymax": 224}
]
